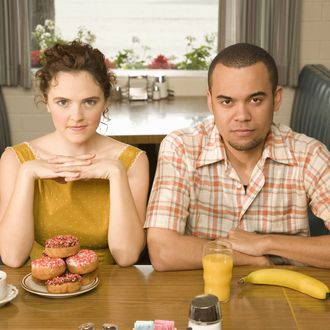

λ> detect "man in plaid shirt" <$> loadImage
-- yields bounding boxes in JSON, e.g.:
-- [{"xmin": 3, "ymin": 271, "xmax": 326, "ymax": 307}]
[{"xmin": 145, "ymin": 43, "xmax": 330, "ymax": 271}]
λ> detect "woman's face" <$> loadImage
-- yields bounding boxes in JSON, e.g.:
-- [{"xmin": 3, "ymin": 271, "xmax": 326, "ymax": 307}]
[{"xmin": 46, "ymin": 70, "xmax": 108, "ymax": 145}]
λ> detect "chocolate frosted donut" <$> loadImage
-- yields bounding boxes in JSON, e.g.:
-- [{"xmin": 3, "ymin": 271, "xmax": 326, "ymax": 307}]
[
  {"xmin": 46, "ymin": 273, "xmax": 82, "ymax": 293},
  {"xmin": 66, "ymin": 249, "xmax": 98, "ymax": 274},
  {"xmin": 45, "ymin": 235, "xmax": 80, "ymax": 258},
  {"xmin": 31, "ymin": 256, "xmax": 66, "ymax": 280}
]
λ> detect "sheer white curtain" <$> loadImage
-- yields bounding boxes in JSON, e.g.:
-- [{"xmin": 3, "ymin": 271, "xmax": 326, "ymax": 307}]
[{"xmin": 218, "ymin": 0, "xmax": 301, "ymax": 86}]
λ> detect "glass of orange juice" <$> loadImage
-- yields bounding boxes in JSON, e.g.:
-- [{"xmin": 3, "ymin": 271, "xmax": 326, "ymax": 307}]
[{"xmin": 202, "ymin": 240, "xmax": 233, "ymax": 303}]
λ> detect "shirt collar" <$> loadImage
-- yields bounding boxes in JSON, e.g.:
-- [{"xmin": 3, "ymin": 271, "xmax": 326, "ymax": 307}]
[
  {"xmin": 196, "ymin": 120, "xmax": 226, "ymax": 168},
  {"xmin": 262, "ymin": 124, "xmax": 296, "ymax": 165},
  {"xmin": 196, "ymin": 122, "xmax": 296, "ymax": 168}
]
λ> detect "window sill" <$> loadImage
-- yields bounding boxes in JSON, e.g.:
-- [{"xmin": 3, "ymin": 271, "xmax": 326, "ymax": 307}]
[
  {"xmin": 114, "ymin": 69, "xmax": 208, "ymax": 96},
  {"xmin": 113, "ymin": 69, "xmax": 207, "ymax": 77},
  {"xmin": 31, "ymin": 68, "xmax": 208, "ymax": 96}
]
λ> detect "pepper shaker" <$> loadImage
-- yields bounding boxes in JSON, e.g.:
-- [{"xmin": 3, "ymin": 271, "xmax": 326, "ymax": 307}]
[
  {"xmin": 152, "ymin": 84, "xmax": 161, "ymax": 100},
  {"xmin": 112, "ymin": 86, "xmax": 122, "ymax": 102},
  {"xmin": 188, "ymin": 294, "xmax": 222, "ymax": 330},
  {"xmin": 102, "ymin": 323, "xmax": 119, "ymax": 330},
  {"xmin": 154, "ymin": 75, "xmax": 168, "ymax": 99}
]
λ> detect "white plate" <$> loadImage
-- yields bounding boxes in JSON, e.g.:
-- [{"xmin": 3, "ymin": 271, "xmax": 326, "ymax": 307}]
[
  {"xmin": 21, "ymin": 273, "xmax": 99, "ymax": 298},
  {"xmin": 0, "ymin": 284, "xmax": 19, "ymax": 307}
]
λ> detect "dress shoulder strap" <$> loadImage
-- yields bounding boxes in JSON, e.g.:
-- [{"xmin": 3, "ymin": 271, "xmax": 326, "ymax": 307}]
[
  {"xmin": 9, "ymin": 142, "xmax": 36, "ymax": 163},
  {"xmin": 118, "ymin": 145, "xmax": 144, "ymax": 171}
]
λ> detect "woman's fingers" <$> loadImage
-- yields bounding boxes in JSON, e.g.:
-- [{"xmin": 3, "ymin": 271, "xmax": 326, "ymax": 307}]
[
  {"xmin": 52, "ymin": 172, "xmax": 80, "ymax": 184},
  {"xmin": 55, "ymin": 171, "xmax": 80, "ymax": 178},
  {"xmin": 46, "ymin": 157, "xmax": 115, "ymax": 181},
  {"xmin": 55, "ymin": 160, "xmax": 93, "ymax": 168},
  {"xmin": 47, "ymin": 153, "xmax": 95, "ymax": 164}
]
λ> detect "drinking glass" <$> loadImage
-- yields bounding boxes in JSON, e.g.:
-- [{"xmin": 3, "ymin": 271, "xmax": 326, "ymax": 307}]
[{"xmin": 202, "ymin": 240, "xmax": 233, "ymax": 303}]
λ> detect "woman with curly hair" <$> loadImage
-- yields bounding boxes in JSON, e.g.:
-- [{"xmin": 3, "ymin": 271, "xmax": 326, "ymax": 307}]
[{"xmin": 0, "ymin": 41, "xmax": 149, "ymax": 267}]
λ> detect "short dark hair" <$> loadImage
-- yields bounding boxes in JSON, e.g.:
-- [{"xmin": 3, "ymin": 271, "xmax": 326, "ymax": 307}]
[{"xmin": 208, "ymin": 43, "xmax": 278, "ymax": 93}]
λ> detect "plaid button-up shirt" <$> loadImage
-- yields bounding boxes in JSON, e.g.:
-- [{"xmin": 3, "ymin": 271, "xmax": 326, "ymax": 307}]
[{"xmin": 145, "ymin": 117, "xmax": 330, "ymax": 239}]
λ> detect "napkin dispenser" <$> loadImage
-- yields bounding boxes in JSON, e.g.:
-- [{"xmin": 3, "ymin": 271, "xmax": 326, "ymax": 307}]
[{"xmin": 128, "ymin": 75, "xmax": 148, "ymax": 101}]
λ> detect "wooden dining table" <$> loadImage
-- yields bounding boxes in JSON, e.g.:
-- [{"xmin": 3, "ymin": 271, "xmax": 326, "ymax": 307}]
[{"xmin": 1, "ymin": 264, "xmax": 330, "ymax": 330}]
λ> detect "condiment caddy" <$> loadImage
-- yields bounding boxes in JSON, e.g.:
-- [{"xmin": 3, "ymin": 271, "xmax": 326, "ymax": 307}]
[{"xmin": 113, "ymin": 74, "xmax": 174, "ymax": 103}]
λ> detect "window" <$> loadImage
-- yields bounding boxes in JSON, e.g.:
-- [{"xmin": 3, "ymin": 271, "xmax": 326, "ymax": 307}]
[{"xmin": 54, "ymin": 0, "xmax": 218, "ymax": 70}]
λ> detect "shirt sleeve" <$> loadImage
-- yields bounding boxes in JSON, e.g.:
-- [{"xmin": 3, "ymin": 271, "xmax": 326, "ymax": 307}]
[
  {"xmin": 145, "ymin": 133, "xmax": 191, "ymax": 234},
  {"xmin": 303, "ymin": 142, "xmax": 330, "ymax": 228}
]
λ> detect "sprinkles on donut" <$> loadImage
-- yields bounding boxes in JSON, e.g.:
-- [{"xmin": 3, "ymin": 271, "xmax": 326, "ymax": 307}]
[
  {"xmin": 44, "ymin": 234, "xmax": 80, "ymax": 258},
  {"xmin": 31, "ymin": 256, "xmax": 66, "ymax": 280},
  {"xmin": 31, "ymin": 235, "xmax": 100, "ymax": 294},
  {"xmin": 66, "ymin": 249, "xmax": 99, "ymax": 274},
  {"xmin": 46, "ymin": 273, "xmax": 82, "ymax": 294}
]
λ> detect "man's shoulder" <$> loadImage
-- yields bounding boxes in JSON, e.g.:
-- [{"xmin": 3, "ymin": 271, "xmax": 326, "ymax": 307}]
[
  {"xmin": 272, "ymin": 124, "xmax": 329, "ymax": 154},
  {"xmin": 164, "ymin": 116, "xmax": 215, "ymax": 146}
]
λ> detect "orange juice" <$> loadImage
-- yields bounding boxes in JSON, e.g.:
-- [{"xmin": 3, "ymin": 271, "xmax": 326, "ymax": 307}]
[{"xmin": 203, "ymin": 253, "xmax": 233, "ymax": 302}]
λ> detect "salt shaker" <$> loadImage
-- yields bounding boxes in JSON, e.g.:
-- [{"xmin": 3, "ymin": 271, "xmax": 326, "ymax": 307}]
[
  {"xmin": 154, "ymin": 75, "xmax": 168, "ymax": 99},
  {"xmin": 152, "ymin": 84, "xmax": 161, "ymax": 100},
  {"xmin": 112, "ymin": 86, "xmax": 122, "ymax": 102},
  {"xmin": 188, "ymin": 294, "xmax": 222, "ymax": 330},
  {"xmin": 77, "ymin": 322, "xmax": 96, "ymax": 330}
]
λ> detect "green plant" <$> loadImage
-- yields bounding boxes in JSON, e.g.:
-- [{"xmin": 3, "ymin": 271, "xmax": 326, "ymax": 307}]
[
  {"xmin": 75, "ymin": 26, "xmax": 96, "ymax": 45},
  {"xmin": 110, "ymin": 33, "xmax": 217, "ymax": 70},
  {"xmin": 176, "ymin": 33, "xmax": 217, "ymax": 70},
  {"xmin": 112, "ymin": 37, "xmax": 151, "ymax": 69},
  {"xmin": 31, "ymin": 19, "xmax": 96, "ymax": 66},
  {"xmin": 32, "ymin": 19, "xmax": 66, "ymax": 52}
]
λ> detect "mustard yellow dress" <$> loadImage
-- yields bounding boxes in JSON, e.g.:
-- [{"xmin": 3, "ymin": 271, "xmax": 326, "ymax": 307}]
[{"xmin": 10, "ymin": 142, "xmax": 143, "ymax": 265}]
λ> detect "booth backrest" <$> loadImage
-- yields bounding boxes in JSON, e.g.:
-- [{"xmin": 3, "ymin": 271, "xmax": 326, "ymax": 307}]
[
  {"xmin": 290, "ymin": 64, "xmax": 330, "ymax": 236},
  {"xmin": 290, "ymin": 64, "xmax": 330, "ymax": 149}
]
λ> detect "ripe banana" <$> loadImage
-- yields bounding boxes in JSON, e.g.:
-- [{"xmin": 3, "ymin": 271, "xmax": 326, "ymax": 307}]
[{"xmin": 239, "ymin": 268, "xmax": 330, "ymax": 300}]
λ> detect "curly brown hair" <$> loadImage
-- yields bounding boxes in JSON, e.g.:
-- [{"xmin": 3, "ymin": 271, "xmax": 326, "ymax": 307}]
[{"xmin": 35, "ymin": 41, "xmax": 116, "ymax": 112}]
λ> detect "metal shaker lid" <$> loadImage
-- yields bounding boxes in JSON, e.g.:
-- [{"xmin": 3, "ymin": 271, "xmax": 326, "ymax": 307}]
[
  {"xmin": 155, "ymin": 75, "xmax": 166, "ymax": 83},
  {"xmin": 189, "ymin": 294, "xmax": 221, "ymax": 323},
  {"xmin": 78, "ymin": 322, "xmax": 95, "ymax": 330},
  {"xmin": 101, "ymin": 324, "xmax": 119, "ymax": 330}
]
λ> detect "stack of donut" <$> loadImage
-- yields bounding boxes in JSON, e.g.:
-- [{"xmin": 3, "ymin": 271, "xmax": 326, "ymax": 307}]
[{"xmin": 31, "ymin": 234, "xmax": 99, "ymax": 294}]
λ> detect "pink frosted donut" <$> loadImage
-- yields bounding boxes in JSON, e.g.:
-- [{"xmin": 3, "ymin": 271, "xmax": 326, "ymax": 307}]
[
  {"xmin": 45, "ymin": 235, "xmax": 80, "ymax": 258},
  {"xmin": 46, "ymin": 273, "xmax": 82, "ymax": 293},
  {"xmin": 66, "ymin": 249, "xmax": 98, "ymax": 274},
  {"xmin": 31, "ymin": 256, "xmax": 66, "ymax": 280}
]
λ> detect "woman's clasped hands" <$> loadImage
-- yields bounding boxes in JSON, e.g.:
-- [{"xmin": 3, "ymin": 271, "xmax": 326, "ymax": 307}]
[{"xmin": 26, "ymin": 153, "xmax": 123, "ymax": 183}]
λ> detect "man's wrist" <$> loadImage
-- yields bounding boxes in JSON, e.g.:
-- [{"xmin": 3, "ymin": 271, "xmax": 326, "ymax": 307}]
[{"xmin": 261, "ymin": 234, "xmax": 273, "ymax": 255}]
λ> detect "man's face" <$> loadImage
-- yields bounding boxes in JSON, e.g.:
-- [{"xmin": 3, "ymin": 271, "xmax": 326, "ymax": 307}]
[{"xmin": 207, "ymin": 62, "xmax": 282, "ymax": 154}]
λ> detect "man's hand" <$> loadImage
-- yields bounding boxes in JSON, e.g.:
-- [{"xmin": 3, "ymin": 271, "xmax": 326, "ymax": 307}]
[
  {"xmin": 225, "ymin": 228, "xmax": 269, "ymax": 257},
  {"xmin": 232, "ymin": 250, "xmax": 273, "ymax": 266}
]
